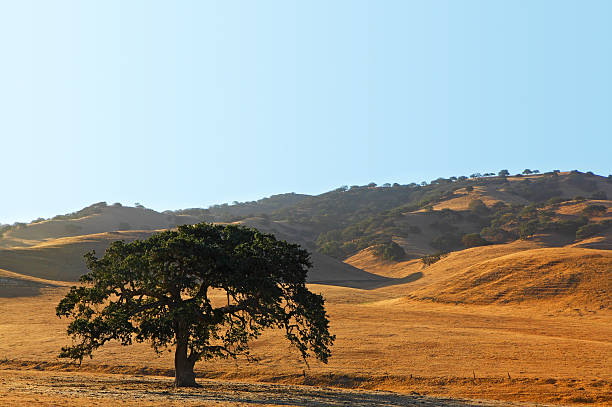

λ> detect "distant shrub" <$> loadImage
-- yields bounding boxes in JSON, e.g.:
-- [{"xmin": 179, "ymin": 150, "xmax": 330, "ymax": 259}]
[
  {"xmin": 430, "ymin": 233, "xmax": 462, "ymax": 251},
  {"xmin": 461, "ymin": 233, "xmax": 490, "ymax": 248},
  {"xmin": 583, "ymin": 204, "xmax": 607, "ymax": 217},
  {"xmin": 420, "ymin": 251, "xmax": 448, "ymax": 266},
  {"xmin": 468, "ymin": 199, "xmax": 488, "ymax": 214},
  {"xmin": 465, "ymin": 185, "xmax": 474, "ymax": 192},
  {"xmin": 480, "ymin": 226, "xmax": 517, "ymax": 242},
  {"xmin": 574, "ymin": 196, "xmax": 586, "ymax": 202},
  {"xmin": 373, "ymin": 241, "xmax": 406, "ymax": 261},
  {"xmin": 519, "ymin": 221, "xmax": 538, "ymax": 239}
]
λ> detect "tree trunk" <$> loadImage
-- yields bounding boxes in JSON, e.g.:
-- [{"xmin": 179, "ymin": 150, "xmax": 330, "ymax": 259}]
[{"xmin": 174, "ymin": 341, "xmax": 198, "ymax": 387}]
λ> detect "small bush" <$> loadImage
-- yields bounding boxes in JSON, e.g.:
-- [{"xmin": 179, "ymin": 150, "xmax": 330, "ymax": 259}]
[
  {"xmin": 373, "ymin": 241, "xmax": 406, "ymax": 261},
  {"xmin": 420, "ymin": 251, "xmax": 448, "ymax": 266},
  {"xmin": 468, "ymin": 199, "xmax": 489, "ymax": 215},
  {"xmin": 519, "ymin": 221, "xmax": 538, "ymax": 239},
  {"xmin": 430, "ymin": 233, "xmax": 462, "ymax": 251},
  {"xmin": 461, "ymin": 233, "xmax": 490, "ymax": 248}
]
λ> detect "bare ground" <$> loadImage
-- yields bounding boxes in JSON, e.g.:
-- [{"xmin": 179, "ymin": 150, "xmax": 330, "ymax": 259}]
[{"xmin": 0, "ymin": 368, "xmax": 552, "ymax": 407}]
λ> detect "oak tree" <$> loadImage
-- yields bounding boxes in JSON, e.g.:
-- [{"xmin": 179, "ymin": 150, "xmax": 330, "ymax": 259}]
[{"xmin": 56, "ymin": 223, "xmax": 334, "ymax": 387}]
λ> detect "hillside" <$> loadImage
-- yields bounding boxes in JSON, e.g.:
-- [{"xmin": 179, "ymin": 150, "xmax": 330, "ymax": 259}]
[{"xmin": 0, "ymin": 169, "xmax": 611, "ymax": 299}]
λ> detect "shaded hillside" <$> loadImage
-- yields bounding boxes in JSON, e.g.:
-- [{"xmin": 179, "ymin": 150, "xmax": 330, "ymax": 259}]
[
  {"xmin": 1, "ymin": 169, "xmax": 611, "ymax": 290},
  {"xmin": 0, "ymin": 203, "xmax": 200, "ymax": 248},
  {"xmin": 168, "ymin": 192, "xmax": 311, "ymax": 222},
  {"xmin": 0, "ymin": 230, "xmax": 389, "ymax": 288},
  {"xmin": 0, "ymin": 231, "xmax": 158, "ymax": 281}
]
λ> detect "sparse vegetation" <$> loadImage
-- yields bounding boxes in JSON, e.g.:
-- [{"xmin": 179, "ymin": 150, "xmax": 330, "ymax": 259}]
[{"xmin": 420, "ymin": 251, "xmax": 448, "ymax": 266}]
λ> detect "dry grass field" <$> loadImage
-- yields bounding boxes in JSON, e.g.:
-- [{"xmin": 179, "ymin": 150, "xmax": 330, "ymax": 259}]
[{"xmin": 1, "ymin": 265, "xmax": 610, "ymax": 406}]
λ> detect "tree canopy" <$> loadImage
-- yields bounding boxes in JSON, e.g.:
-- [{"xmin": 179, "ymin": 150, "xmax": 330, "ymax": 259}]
[{"xmin": 56, "ymin": 223, "xmax": 334, "ymax": 386}]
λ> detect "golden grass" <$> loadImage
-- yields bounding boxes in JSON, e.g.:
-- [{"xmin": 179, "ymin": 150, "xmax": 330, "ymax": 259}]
[{"xmin": 0, "ymin": 283, "xmax": 610, "ymax": 405}]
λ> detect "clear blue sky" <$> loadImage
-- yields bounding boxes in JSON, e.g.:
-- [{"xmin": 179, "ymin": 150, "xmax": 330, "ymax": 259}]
[{"xmin": 1, "ymin": 1, "xmax": 611, "ymax": 224}]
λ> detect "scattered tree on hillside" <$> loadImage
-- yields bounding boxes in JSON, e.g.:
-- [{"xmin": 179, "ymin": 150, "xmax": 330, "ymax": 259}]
[
  {"xmin": 519, "ymin": 221, "xmax": 538, "ymax": 239},
  {"xmin": 373, "ymin": 241, "xmax": 406, "ymax": 261},
  {"xmin": 461, "ymin": 233, "xmax": 490, "ymax": 248},
  {"xmin": 498, "ymin": 170, "xmax": 510, "ymax": 177},
  {"xmin": 522, "ymin": 169, "xmax": 533, "ymax": 175},
  {"xmin": 56, "ymin": 223, "xmax": 334, "ymax": 387},
  {"xmin": 420, "ymin": 251, "xmax": 448, "ymax": 267}
]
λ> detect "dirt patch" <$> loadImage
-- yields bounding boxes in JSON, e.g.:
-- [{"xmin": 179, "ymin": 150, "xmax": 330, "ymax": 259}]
[{"xmin": 0, "ymin": 368, "xmax": 557, "ymax": 406}]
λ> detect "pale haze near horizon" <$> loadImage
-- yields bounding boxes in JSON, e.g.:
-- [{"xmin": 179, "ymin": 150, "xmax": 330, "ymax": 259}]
[{"xmin": 1, "ymin": 0, "xmax": 611, "ymax": 224}]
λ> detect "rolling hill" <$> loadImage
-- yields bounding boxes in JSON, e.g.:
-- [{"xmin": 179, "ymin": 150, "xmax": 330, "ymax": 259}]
[{"xmin": 0, "ymin": 169, "xmax": 611, "ymax": 309}]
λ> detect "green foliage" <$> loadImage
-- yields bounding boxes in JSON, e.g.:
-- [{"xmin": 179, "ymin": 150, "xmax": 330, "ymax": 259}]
[
  {"xmin": 373, "ymin": 241, "xmax": 406, "ymax": 261},
  {"xmin": 519, "ymin": 221, "xmax": 539, "ymax": 239},
  {"xmin": 461, "ymin": 233, "xmax": 490, "ymax": 248},
  {"xmin": 56, "ymin": 223, "xmax": 334, "ymax": 386},
  {"xmin": 468, "ymin": 199, "xmax": 488, "ymax": 214},
  {"xmin": 498, "ymin": 169, "xmax": 510, "ymax": 177},
  {"xmin": 430, "ymin": 233, "xmax": 462, "ymax": 251}
]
